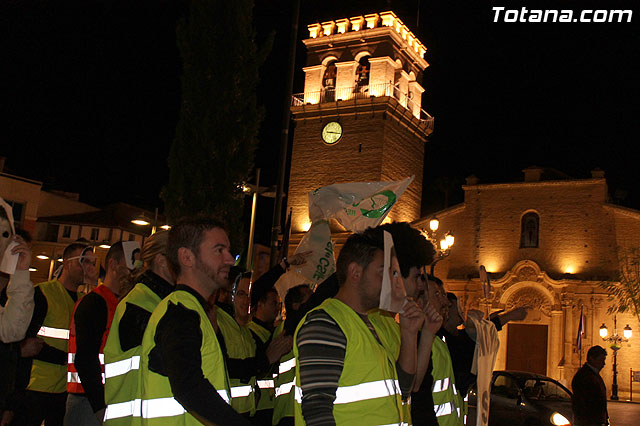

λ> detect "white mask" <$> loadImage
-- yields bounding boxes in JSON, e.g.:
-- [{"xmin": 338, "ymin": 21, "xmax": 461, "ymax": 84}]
[{"xmin": 0, "ymin": 216, "xmax": 13, "ymax": 266}]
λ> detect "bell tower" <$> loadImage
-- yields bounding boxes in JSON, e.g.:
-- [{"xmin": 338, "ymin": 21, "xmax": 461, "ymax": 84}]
[{"xmin": 288, "ymin": 11, "xmax": 434, "ymax": 233}]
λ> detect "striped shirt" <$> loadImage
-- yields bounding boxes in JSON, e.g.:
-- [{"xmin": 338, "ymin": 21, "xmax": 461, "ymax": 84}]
[{"xmin": 297, "ymin": 309, "xmax": 413, "ymax": 426}]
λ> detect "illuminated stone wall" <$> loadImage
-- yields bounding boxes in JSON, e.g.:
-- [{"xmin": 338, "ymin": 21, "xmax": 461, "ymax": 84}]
[{"xmin": 414, "ymin": 172, "xmax": 640, "ymax": 398}]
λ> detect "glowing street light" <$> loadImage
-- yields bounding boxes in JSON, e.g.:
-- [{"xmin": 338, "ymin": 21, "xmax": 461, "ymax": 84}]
[
  {"xmin": 600, "ymin": 315, "xmax": 632, "ymax": 400},
  {"xmin": 131, "ymin": 218, "xmax": 150, "ymax": 226}
]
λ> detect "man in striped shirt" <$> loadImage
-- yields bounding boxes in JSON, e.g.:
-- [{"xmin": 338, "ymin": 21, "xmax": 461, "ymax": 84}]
[{"xmin": 295, "ymin": 226, "xmax": 426, "ymax": 426}]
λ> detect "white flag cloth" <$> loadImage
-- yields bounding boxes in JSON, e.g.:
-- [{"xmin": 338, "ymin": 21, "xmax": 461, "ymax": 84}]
[
  {"xmin": 294, "ymin": 220, "xmax": 335, "ymax": 286},
  {"xmin": 468, "ymin": 312, "xmax": 500, "ymax": 426},
  {"xmin": 307, "ymin": 176, "xmax": 413, "ymax": 232},
  {"xmin": 295, "ymin": 177, "xmax": 413, "ymax": 285}
]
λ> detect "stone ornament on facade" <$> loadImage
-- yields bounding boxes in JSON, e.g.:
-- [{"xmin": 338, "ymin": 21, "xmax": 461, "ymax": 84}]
[
  {"xmin": 516, "ymin": 265, "xmax": 539, "ymax": 282},
  {"xmin": 506, "ymin": 287, "xmax": 553, "ymax": 318}
]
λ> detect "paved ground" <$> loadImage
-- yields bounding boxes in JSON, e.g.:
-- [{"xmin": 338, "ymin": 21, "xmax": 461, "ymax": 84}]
[{"xmin": 608, "ymin": 400, "xmax": 640, "ymax": 426}]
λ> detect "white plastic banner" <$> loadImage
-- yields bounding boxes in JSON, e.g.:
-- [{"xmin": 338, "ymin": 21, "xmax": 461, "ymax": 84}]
[
  {"xmin": 468, "ymin": 312, "xmax": 500, "ymax": 426},
  {"xmin": 295, "ymin": 177, "xmax": 413, "ymax": 285},
  {"xmin": 293, "ymin": 220, "xmax": 335, "ymax": 286},
  {"xmin": 307, "ymin": 176, "xmax": 413, "ymax": 232},
  {"xmin": 378, "ymin": 231, "xmax": 406, "ymax": 313}
]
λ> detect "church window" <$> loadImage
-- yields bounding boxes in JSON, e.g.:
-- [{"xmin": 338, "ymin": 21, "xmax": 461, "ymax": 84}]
[{"xmin": 520, "ymin": 212, "xmax": 539, "ymax": 248}]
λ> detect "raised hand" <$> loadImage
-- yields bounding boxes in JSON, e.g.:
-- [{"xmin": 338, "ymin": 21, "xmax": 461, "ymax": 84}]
[
  {"xmin": 399, "ymin": 298, "xmax": 425, "ymax": 336},
  {"xmin": 11, "ymin": 235, "xmax": 32, "ymax": 271},
  {"xmin": 422, "ymin": 300, "xmax": 443, "ymax": 335}
]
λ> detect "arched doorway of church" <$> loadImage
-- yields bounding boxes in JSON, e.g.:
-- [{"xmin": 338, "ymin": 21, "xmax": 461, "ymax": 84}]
[{"xmin": 506, "ymin": 323, "xmax": 548, "ymax": 375}]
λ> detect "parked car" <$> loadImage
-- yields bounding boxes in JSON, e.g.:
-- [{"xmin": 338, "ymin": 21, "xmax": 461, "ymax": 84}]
[{"xmin": 466, "ymin": 370, "xmax": 573, "ymax": 426}]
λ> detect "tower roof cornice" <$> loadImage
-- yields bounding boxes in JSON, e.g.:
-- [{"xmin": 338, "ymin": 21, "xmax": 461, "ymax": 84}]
[{"xmin": 304, "ymin": 11, "xmax": 428, "ymax": 70}]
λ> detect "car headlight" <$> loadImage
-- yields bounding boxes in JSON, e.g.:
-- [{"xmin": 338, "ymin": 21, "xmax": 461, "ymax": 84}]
[{"xmin": 550, "ymin": 412, "xmax": 571, "ymax": 426}]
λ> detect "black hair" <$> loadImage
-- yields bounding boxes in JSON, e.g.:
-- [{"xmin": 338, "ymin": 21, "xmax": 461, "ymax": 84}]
[
  {"xmin": 131, "ymin": 248, "xmax": 140, "ymax": 264},
  {"xmin": 335, "ymin": 226, "xmax": 385, "ymax": 286},
  {"xmin": 167, "ymin": 216, "xmax": 226, "ymax": 276},
  {"xmin": 587, "ymin": 345, "xmax": 607, "ymax": 361},
  {"xmin": 426, "ymin": 274, "xmax": 444, "ymax": 287},
  {"xmin": 378, "ymin": 222, "xmax": 436, "ymax": 278},
  {"xmin": 253, "ymin": 287, "xmax": 278, "ymax": 308},
  {"xmin": 63, "ymin": 242, "xmax": 88, "ymax": 260},
  {"xmin": 15, "ymin": 228, "xmax": 31, "ymax": 243},
  {"xmin": 284, "ymin": 284, "xmax": 311, "ymax": 313},
  {"xmin": 105, "ymin": 242, "xmax": 125, "ymax": 267}
]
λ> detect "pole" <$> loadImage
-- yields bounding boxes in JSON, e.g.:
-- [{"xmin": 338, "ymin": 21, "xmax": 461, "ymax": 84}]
[
  {"xmin": 611, "ymin": 315, "xmax": 619, "ymax": 400},
  {"xmin": 246, "ymin": 169, "xmax": 260, "ymax": 272},
  {"xmin": 151, "ymin": 207, "xmax": 158, "ymax": 235},
  {"xmin": 270, "ymin": 0, "xmax": 300, "ymax": 267},
  {"xmin": 48, "ymin": 258, "xmax": 54, "ymax": 281},
  {"xmin": 612, "ymin": 348, "xmax": 619, "ymax": 400}
]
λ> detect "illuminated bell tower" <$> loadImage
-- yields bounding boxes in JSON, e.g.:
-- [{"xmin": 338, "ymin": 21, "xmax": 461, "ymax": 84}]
[{"xmin": 288, "ymin": 11, "xmax": 434, "ymax": 234}]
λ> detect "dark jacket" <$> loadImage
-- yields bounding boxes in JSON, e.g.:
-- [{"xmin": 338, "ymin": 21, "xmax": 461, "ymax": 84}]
[{"xmin": 571, "ymin": 363, "xmax": 608, "ymax": 426}]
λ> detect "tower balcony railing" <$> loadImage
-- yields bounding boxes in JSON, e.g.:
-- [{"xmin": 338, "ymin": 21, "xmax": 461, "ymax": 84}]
[{"xmin": 292, "ymin": 82, "xmax": 433, "ymax": 129}]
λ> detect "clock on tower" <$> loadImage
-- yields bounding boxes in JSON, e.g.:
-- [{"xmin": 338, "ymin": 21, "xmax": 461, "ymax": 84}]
[{"xmin": 288, "ymin": 11, "xmax": 434, "ymax": 235}]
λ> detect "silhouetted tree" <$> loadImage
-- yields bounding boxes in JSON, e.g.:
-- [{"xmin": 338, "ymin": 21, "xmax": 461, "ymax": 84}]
[{"xmin": 162, "ymin": 0, "xmax": 270, "ymax": 249}]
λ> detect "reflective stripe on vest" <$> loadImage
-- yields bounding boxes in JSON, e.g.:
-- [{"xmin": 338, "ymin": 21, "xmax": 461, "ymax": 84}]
[
  {"xmin": 294, "ymin": 379, "xmax": 401, "ymax": 405},
  {"xmin": 105, "ymin": 390, "xmax": 231, "ymax": 421},
  {"xmin": 257, "ymin": 379, "xmax": 274, "ymax": 389},
  {"xmin": 38, "ymin": 326, "xmax": 70, "ymax": 340},
  {"xmin": 432, "ymin": 377, "xmax": 450, "ymax": 393},
  {"xmin": 104, "ymin": 399, "xmax": 142, "ymax": 420},
  {"xmin": 279, "ymin": 357, "xmax": 296, "ymax": 374},
  {"xmin": 230, "ymin": 385, "xmax": 253, "ymax": 398},
  {"xmin": 68, "ymin": 371, "xmax": 106, "ymax": 385},
  {"xmin": 433, "ymin": 402, "xmax": 462, "ymax": 418},
  {"xmin": 105, "ymin": 355, "xmax": 140, "ymax": 379},
  {"xmin": 274, "ymin": 378, "xmax": 295, "ymax": 398}
]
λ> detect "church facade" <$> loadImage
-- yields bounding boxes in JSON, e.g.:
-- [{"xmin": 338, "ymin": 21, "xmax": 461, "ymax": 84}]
[{"xmin": 415, "ymin": 167, "xmax": 639, "ymax": 396}]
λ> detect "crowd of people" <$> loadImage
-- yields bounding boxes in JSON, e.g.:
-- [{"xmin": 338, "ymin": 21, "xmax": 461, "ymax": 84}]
[{"xmin": 7, "ymin": 211, "xmax": 609, "ymax": 426}]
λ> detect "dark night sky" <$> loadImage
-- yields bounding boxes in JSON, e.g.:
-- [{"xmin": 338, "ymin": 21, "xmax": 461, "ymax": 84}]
[{"xmin": 1, "ymin": 0, "xmax": 639, "ymax": 246}]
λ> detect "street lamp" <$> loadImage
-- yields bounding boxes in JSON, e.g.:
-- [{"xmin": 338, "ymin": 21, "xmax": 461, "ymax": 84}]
[
  {"xmin": 131, "ymin": 217, "xmax": 150, "ymax": 226},
  {"xmin": 599, "ymin": 315, "xmax": 632, "ymax": 400},
  {"xmin": 421, "ymin": 217, "xmax": 455, "ymax": 274}
]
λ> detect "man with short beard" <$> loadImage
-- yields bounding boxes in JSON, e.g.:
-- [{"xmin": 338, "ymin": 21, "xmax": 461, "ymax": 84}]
[{"xmin": 139, "ymin": 217, "xmax": 251, "ymax": 425}]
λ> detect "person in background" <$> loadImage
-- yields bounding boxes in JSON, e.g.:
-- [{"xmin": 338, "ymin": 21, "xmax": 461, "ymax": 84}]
[
  {"xmin": 232, "ymin": 271, "xmax": 252, "ymax": 326},
  {"xmin": 0, "ymin": 234, "xmax": 34, "ymax": 343},
  {"xmin": 247, "ymin": 253, "xmax": 308, "ymax": 426},
  {"xmin": 16, "ymin": 242, "xmax": 88, "ymax": 426},
  {"xmin": 65, "ymin": 244, "xmax": 129, "ymax": 425},
  {"xmin": 102, "ymin": 230, "xmax": 174, "ymax": 426},
  {"xmin": 139, "ymin": 217, "xmax": 251, "ymax": 425},
  {"xmin": 440, "ymin": 292, "xmax": 528, "ymax": 399},
  {"xmin": 77, "ymin": 245, "xmax": 99, "ymax": 296},
  {"xmin": 411, "ymin": 275, "xmax": 461, "ymax": 426},
  {"xmin": 0, "ymin": 231, "xmax": 33, "ymax": 426},
  {"xmin": 272, "ymin": 284, "xmax": 312, "ymax": 426},
  {"xmin": 571, "ymin": 345, "xmax": 609, "ymax": 426}
]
